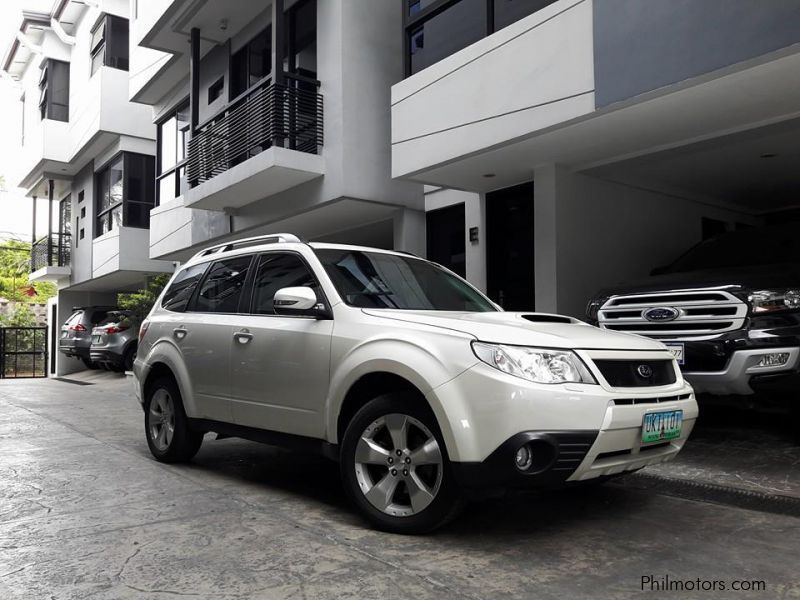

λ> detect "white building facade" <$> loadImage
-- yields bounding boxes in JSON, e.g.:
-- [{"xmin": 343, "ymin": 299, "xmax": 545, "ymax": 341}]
[
  {"xmin": 392, "ymin": 0, "xmax": 800, "ymax": 317},
  {"xmin": 4, "ymin": 0, "xmax": 800, "ymax": 376}
]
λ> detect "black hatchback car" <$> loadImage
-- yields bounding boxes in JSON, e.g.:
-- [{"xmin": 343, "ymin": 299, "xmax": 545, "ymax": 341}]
[{"xmin": 59, "ymin": 306, "xmax": 118, "ymax": 369}]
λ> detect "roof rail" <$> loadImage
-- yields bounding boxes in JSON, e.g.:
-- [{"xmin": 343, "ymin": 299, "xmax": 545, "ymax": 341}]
[{"xmin": 191, "ymin": 233, "xmax": 303, "ymax": 261}]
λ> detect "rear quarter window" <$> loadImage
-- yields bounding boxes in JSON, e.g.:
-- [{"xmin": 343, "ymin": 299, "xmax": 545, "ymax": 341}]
[{"xmin": 162, "ymin": 263, "xmax": 210, "ymax": 312}]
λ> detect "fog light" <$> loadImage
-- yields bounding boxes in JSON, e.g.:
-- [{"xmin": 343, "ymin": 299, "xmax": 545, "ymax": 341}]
[
  {"xmin": 515, "ymin": 444, "xmax": 533, "ymax": 471},
  {"xmin": 756, "ymin": 353, "xmax": 790, "ymax": 368}
]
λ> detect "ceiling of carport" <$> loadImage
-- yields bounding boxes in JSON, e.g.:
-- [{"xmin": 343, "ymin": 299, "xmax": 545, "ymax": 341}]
[{"xmin": 585, "ymin": 118, "xmax": 800, "ymax": 213}]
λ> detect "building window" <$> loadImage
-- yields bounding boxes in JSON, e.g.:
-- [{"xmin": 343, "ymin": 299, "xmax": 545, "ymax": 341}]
[
  {"xmin": 91, "ymin": 14, "xmax": 130, "ymax": 75},
  {"xmin": 95, "ymin": 153, "xmax": 156, "ymax": 237},
  {"xmin": 404, "ymin": 0, "xmax": 558, "ymax": 76},
  {"xmin": 230, "ymin": 27, "xmax": 271, "ymax": 98},
  {"xmin": 38, "ymin": 59, "xmax": 69, "ymax": 121},
  {"xmin": 156, "ymin": 100, "xmax": 189, "ymax": 205},
  {"xmin": 208, "ymin": 76, "xmax": 224, "ymax": 103}
]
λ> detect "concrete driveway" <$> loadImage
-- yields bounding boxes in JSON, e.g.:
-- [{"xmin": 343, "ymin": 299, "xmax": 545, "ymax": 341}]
[{"xmin": 1, "ymin": 377, "xmax": 798, "ymax": 599}]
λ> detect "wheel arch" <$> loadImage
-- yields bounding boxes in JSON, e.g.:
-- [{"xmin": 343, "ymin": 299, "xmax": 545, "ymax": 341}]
[{"xmin": 139, "ymin": 341, "xmax": 197, "ymax": 416}]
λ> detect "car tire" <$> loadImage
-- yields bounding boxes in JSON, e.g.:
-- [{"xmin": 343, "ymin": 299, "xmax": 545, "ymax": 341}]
[
  {"xmin": 340, "ymin": 393, "xmax": 462, "ymax": 534},
  {"xmin": 122, "ymin": 346, "xmax": 136, "ymax": 372},
  {"xmin": 144, "ymin": 376, "xmax": 203, "ymax": 463}
]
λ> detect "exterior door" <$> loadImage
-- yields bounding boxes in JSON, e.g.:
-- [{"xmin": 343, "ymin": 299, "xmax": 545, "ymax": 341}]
[
  {"xmin": 426, "ymin": 203, "xmax": 466, "ymax": 277},
  {"xmin": 175, "ymin": 254, "xmax": 254, "ymax": 422},
  {"xmin": 486, "ymin": 181, "xmax": 535, "ymax": 310},
  {"xmin": 229, "ymin": 252, "xmax": 332, "ymax": 438}
]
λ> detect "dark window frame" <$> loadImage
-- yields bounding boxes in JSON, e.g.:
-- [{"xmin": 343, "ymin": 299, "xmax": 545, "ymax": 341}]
[
  {"xmin": 91, "ymin": 14, "xmax": 130, "ymax": 75},
  {"xmin": 38, "ymin": 59, "xmax": 69, "ymax": 121},
  {"xmin": 403, "ymin": 0, "xmax": 556, "ymax": 76},
  {"xmin": 94, "ymin": 151, "xmax": 156, "ymax": 237},
  {"xmin": 155, "ymin": 98, "xmax": 190, "ymax": 206},
  {"xmin": 245, "ymin": 250, "xmax": 329, "ymax": 316},
  {"xmin": 187, "ymin": 254, "xmax": 256, "ymax": 315}
]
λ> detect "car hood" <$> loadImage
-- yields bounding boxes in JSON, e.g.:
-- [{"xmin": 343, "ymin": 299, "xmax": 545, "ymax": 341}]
[
  {"xmin": 361, "ymin": 309, "xmax": 665, "ymax": 351},
  {"xmin": 595, "ymin": 263, "xmax": 800, "ymax": 298}
]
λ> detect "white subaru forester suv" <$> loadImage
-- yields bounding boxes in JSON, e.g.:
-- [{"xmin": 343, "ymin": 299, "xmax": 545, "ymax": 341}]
[{"xmin": 134, "ymin": 234, "xmax": 698, "ymax": 533}]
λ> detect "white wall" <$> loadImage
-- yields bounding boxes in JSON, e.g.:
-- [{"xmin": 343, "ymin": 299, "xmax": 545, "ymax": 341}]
[
  {"xmin": 391, "ymin": 0, "xmax": 594, "ymax": 179},
  {"xmin": 534, "ymin": 165, "xmax": 762, "ymax": 318}
]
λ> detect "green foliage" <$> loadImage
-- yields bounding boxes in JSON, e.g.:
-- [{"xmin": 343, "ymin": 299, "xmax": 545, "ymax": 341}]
[
  {"xmin": 0, "ymin": 238, "xmax": 56, "ymax": 303},
  {"xmin": 0, "ymin": 304, "xmax": 36, "ymax": 328},
  {"xmin": 118, "ymin": 274, "xmax": 171, "ymax": 322}
]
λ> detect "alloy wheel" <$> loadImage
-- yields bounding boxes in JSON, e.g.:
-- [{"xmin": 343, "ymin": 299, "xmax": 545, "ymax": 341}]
[
  {"xmin": 149, "ymin": 388, "xmax": 176, "ymax": 452},
  {"xmin": 354, "ymin": 413, "xmax": 443, "ymax": 517}
]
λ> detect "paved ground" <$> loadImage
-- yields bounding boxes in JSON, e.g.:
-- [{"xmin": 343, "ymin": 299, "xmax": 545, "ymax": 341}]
[{"xmin": 1, "ymin": 377, "xmax": 799, "ymax": 599}]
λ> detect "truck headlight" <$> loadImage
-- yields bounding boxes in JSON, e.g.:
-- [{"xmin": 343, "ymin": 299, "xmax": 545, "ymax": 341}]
[
  {"xmin": 472, "ymin": 342, "xmax": 597, "ymax": 384},
  {"xmin": 586, "ymin": 298, "xmax": 604, "ymax": 321},
  {"xmin": 748, "ymin": 289, "xmax": 800, "ymax": 313}
]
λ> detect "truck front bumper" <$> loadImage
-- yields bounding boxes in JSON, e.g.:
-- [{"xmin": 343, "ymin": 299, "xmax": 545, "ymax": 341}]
[{"xmin": 684, "ymin": 346, "xmax": 800, "ymax": 395}]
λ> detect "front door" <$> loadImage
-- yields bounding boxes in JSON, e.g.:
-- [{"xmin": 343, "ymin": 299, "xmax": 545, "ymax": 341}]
[
  {"xmin": 229, "ymin": 252, "xmax": 332, "ymax": 438},
  {"xmin": 486, "ymin": 181, "xmax": 535, "ymax": 310}
]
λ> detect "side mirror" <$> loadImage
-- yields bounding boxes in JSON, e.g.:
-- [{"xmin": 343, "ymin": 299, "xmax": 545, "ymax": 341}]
[{"xmin": 273, "ymin": 287, "xmax": 328, "ymax": 318}]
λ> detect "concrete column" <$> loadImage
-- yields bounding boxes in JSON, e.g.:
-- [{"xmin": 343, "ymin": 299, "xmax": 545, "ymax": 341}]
[
  {"xmin": 533, "ymin": 164, "xmax": 559, "ymax": 313},
  {"xmin": 393, "ymin": 208, "xmax": 426, "ymax": 257},
  {"xmin": 465, "ymin": 193, "xmax": 487, "ymax": 292}
]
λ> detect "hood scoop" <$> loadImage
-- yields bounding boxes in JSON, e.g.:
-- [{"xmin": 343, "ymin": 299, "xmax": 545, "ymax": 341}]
[{"xmin": 520, "ymin": 314, "xmax": 574, "ymax": 324}]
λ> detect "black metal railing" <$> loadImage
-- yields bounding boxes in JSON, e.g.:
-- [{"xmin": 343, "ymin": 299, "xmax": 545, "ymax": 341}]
[
  {"xmin": 187, "ymin": 75, "xmax": 323, "ymax": 187},
  {"xmin": 30, "ymin": 233, "xmax": 71, "ymax": 272},
  {"xmin": 0, "ymin": 326, "xmax": 47, "ymax": 378}
]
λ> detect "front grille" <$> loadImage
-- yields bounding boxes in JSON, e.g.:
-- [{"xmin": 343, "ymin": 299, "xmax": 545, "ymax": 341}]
[
  {"xmin": 596, "ymin": 442, "xmax": 671, "ymax": 461},
  {"xmin": 593, "ymin": 359, "xmax": 677, "ymax": 387},
  {"xmin": 612, "ymin": 393, "xmax": 691, "ymax": 405},
  {"xmin": 598, "ymin": 290, "xmax": 747, "ymax": 338}
]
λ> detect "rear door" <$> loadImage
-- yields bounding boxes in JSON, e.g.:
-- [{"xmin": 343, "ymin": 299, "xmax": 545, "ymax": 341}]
[
  {"xmin": 176, "ymin": 254, "xmax": 255, "ymax": 423},
  {"xmin": 228, "ymin": 252, "xmax": 333, "ymax": 438}
]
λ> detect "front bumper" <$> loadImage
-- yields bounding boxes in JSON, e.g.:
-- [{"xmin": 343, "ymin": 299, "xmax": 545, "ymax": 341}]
[
  {"xmin": 451, "ymin": 424, "xmax": 693, "ymax": 489},
  {"xmin": 684, "ymin": 346, "xmax": 800, "ymax": 395},
  {"xmin": 428, "ymin": 353, "xmax": 698, "ymax": 477}
]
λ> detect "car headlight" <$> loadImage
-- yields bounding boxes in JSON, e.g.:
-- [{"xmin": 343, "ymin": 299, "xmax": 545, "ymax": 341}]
[
  {"xmin": 748, "ymin": 289, "xmax": 800, "ymax": 313},
  {"xmin": 472, "ymin": 342, "xmax": 597, "ymax": 384}
]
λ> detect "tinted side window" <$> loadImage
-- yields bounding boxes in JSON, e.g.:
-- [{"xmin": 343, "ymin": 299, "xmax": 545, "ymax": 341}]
[
  {"xmin": 192, "ymin": 256, "xmax": 253, "ymax": 313},
  {"xmin": 251, "ymin": 253, "xmax": 316, "ymax": 315},
  {"xmin": 162, "ymin": 263, "xmax": 209, "ymax": 312},
  {"xmin": 65, "ymin": 311, "xmax": 84, "ymax": 326},
  {"xmin": 89, "ymin": 310, "xmax": 109, "ymax": 325}
]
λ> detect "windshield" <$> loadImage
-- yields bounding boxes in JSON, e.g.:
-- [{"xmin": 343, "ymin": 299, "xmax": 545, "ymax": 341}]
[
  {"xmin": 315, "ymin": 248, "xmax": 497, "ymax": 312},
  {"xmin": 667, "ymin": 226, "xmax": 800, "ymax": 273}
]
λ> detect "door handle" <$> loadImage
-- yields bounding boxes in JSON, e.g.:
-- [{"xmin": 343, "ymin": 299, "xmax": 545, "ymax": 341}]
[
  {"xmin": 234, "ymin": 329, "xmax": 253, "ymax": 344},
  {"xmin": 173, "ymin": 327, "xmax": 188, "ymax": 340}
]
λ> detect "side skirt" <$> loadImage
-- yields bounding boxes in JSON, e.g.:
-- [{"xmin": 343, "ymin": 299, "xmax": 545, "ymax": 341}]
[{"xmin": 188, "ymin": 418, "xmax": 339, "ymax": 461}]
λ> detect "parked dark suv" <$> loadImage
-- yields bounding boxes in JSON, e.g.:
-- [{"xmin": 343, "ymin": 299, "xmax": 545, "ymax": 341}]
[
  {"xmin": 59, "ymin": 306, "xmax": 118, "ymax": 369},
  {"xmin": 587, "ymin": 225, "xmax": 800, "ymax": 404}
]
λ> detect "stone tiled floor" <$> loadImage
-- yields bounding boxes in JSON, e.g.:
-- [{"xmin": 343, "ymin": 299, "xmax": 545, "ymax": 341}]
[{"xmin": 0, "ymin": 377, "xmax": 798, "ymax": 599}]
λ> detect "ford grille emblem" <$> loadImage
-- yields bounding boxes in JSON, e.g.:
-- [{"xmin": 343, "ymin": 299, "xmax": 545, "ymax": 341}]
[
  {"xmin": 643, "ymin": 306, "xmax": 679, "ymax": 322},
  {"xmin": 637, "ymin": 365, "xmax": 654, "ymax": 378}
]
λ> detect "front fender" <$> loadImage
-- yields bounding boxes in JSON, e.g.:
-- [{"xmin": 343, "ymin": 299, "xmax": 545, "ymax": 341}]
[{"xmin": 325, "ymin": 334, "xmax": 478, "ymax": 451}]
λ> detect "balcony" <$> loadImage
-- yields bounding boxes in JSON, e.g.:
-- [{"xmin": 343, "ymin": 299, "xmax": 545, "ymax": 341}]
[
  {"xmin": 29, "ymin": 233, "xmax": 71, "ymax": 283},
  {"xmin": 184, "ymin": 75, "xmax": 325, "ymax": 211}
]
